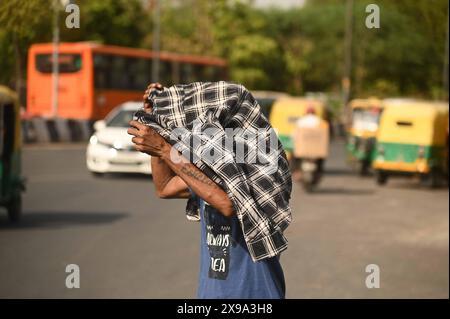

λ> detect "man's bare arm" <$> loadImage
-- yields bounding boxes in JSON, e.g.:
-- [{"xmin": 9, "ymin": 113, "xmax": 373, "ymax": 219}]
[
  {"xmin": 128, "ymin": 120, "xmax": 235, "ymax": 217},
  {"xmin": 151, "ymin": 156, "xmax": 190, "ymax": 199},
  {"xmin": 139, "ymin": 82, "xmax": 190, "ymax": 199},
  {"xmin": 159, "ymin": 146, "xmax": 235, "ymax": 217}
]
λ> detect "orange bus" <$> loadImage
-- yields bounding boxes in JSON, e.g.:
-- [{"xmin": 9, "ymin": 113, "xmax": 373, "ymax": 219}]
[{"xmin": 27, "ymin": 42, "xmax": 228, "ymax": 120}]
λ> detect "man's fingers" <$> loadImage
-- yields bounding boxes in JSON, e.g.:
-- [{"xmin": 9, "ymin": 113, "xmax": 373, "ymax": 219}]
[
  {"xmin": 143, "ymin": 102, "xmax": 152, "ymax": 111},
  {"xmin": 129, "ymin": 120, "xmax": 147, "ymax": 131},
  {"xmin": 127, "ymin": 127, "xmax": 139, "ymax": 136},
  {"xmin": 131, "ymin": 136, "xmax": 144, "ymax": 145},
  {"xmin": 147, "ymin": 82, "xmax": 162, "ymax": 90}
]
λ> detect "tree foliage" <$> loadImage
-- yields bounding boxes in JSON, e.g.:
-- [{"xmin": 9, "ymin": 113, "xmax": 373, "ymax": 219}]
[{"xmin": 0, "ymin": 0, "xmax": 448, "ymax": 100}]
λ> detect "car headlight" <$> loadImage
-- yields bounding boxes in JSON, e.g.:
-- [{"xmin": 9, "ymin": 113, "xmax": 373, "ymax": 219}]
[
  {"xmin": 113, "ymin": 141, "xmax": 123, "ymax": 149},
  {"xmin": 89, "ymin": 135, "xmax": 98, "ymax": 145}
]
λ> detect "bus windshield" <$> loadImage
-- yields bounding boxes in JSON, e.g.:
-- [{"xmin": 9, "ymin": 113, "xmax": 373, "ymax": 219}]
[{"xmin": 36, "ymin": 54, "xmax": 82, "ymax": 73}]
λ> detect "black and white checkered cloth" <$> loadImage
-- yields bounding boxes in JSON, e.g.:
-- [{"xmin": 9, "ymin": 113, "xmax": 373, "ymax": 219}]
[{"xmin": 135, "ymin": 81, "xmax": 292, "ymax": 261}]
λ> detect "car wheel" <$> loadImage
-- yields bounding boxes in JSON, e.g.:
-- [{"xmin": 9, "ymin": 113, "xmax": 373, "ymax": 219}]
[{"xmin": 91, "ymin": 171, "xmax": 104, "ymax": 177}]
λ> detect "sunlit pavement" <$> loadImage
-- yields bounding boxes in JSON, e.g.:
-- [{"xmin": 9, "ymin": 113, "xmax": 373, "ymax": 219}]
[{"xmin": 0, "ymin": 140, "xmax": 448, "ymax": 298}]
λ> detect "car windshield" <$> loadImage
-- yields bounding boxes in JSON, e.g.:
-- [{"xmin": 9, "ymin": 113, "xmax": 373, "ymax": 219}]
[{"xmin": 106, "ymin": 110, "xmax": 136, "ymax": 128}]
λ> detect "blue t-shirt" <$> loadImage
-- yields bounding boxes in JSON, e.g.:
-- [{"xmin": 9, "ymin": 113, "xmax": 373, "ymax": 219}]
[{"xmin": 195, "ymin": 196, "xmax": 286, "ymax": 299}]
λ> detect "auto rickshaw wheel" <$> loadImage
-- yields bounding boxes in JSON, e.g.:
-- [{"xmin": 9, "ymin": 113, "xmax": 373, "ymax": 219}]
[
  {"xmin": 376, "ymin": 170, "xmax": 388, "ymax": 185},
  {"xmin": 421, "ymin": 168, "xmax": 442, "ymax": 188},
  {"xmin": 358, "ymin": 160, "xmax": 371, "ymax": 176},
  {"xmin": 7, "ymin": 195, "xmax": 22, "ymax": 222}
]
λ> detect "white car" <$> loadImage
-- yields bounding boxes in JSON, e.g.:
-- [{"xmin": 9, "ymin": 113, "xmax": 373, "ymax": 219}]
[{"xmin": 86, "ymin": 102, "xmax": 152, "ymax": 175}]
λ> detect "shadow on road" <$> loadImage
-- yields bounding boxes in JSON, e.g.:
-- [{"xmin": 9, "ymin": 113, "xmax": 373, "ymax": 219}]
[
  {"xmin": 380, "ymin": 181, "xmax": 449, "ymax": 191},
  {"xmin": 324, "ymin": 168, "xmax": 362, "ymax": 176},
  {"xmin": 0, "ymin": 211, "xmax": 128, "ymax": 229},
  {"xmin": 310, "ymin": 187, "xmax": 374, "ymax": 195},
  {"xmin": 92, "ymin": 173, "xmax": 153, "ymax": 181}
]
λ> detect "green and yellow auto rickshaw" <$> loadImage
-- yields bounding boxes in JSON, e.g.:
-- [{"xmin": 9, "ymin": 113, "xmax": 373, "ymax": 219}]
[
  {"xmin": 0, "ymin": 85, "xmax": 25, "ymax": 221},
  {"xmin": 373, "ymin": 100, "xmax": 449, "ymax": 187},
  {"xmin": 346, "ymin": 98, "xmax": 384, "ymax": 175}
]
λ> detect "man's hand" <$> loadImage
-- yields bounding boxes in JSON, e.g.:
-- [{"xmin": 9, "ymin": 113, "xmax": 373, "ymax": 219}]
[
  {"xmin": 127, "ymin": 120, "xmax": 170, "ymax": 157},
  {"xmin": 143, "ymin": 82, "xmax": 163, "ymax": 112}
]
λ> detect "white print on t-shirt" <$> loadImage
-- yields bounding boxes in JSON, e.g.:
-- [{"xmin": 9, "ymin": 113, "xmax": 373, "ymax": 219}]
[
  {"xmin": 207, "ymin": 233, "xmax": 230, "ymax": 247},
  {"xmin": 210, "ymin": 257, "xmax": 226, "ymax": 272},
  {"xmin": 205, "ymin": 205, "xmax": 231, "ymax": 280}
]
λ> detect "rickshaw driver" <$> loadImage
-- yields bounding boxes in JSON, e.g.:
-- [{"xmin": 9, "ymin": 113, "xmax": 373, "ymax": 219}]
[
  {"xmin": 292, "ymin": 106, "xmax": 324, "ymax": 180},
  {"xmin": 296, "ymin": 105, "xmax": 321, "ymax": 128}
]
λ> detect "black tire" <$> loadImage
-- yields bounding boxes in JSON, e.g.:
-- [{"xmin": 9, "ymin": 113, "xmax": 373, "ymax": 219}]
[
  {"xmin": 357, "ymin": 160, "xmax": 371, "ymax": 176},
  {"xmin": 302, "ymin": 181, "xmax": 315, "ymax": 193},
  {"xmin": 421, "ymin": 168, "xmax": 442, "ymax": 188},
  {"xmin": 376, "ymin": 170, "xmax": 388, "ymax": 185},
  {"xmin": 7, "ymin": 195, "xmax": 22, "ymax": 222},
  {"xmin": 430, "ymin": 170, "xmax": 441, "ymax": 188},
  {"xmin": 302, "ymin": 171, "xmax": 319, "ymax": 192},
  {"xmin": 301, "ymin": 170, "xmax": 315, "ymax": 192}
]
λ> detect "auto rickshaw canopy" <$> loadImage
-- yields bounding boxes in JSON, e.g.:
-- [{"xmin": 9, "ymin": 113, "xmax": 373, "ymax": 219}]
[
  {"xmin": 377, "ymin": 100, "xmax": 449, "ymax": 146},
  {"xmin": 270, "ymin": 98, "xmax": 325, "ymax": 135},
  {"xmin": 349, "ymin": 97, "xmax": 384, "ymax": 110}
]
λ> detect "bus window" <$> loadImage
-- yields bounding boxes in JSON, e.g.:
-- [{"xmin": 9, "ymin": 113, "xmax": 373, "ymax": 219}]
[
  {"xmin": 159, "ymin": 61, "xmax": 173, "ymax": 86},
  {"xmin": 36, "ymin": 54, "xmax": 82, "ymax": 73},
  {"xmin": 201, "ymin": 65, "xmax": 220, "ymax": 82},
  {"xmin": 127, "ymin": 58, "xmax": 150, "ymax": 90},
  {"xmin": 110, "ymin": 56, "xmax": 128, "ymax": 90},
  {"xmin": 180, "ymin": 63, "xmax": 194, "ymax": 84},
  {"xmin": 192, "ymin": 64, "xmax": 209, "ymax": 82},
  {"xmin": 172, "ymin": 61, "xmax": 180, "ymax": 84},
  {"xmin": 93, "ymin": 54, "xmax": 111, "ymax": 89}
]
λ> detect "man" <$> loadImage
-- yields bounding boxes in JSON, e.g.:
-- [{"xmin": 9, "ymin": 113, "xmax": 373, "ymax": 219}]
[
  {"xmin": 296, "ymin": 105, "xmax": 320, "ymax": 128},
  {"xmin": 292, "ymin": 105, "xmax": 326, "ymax": 181},
  {"xmin": 128, "ymin": 82, "xmax": 287, "ymax": 299}
]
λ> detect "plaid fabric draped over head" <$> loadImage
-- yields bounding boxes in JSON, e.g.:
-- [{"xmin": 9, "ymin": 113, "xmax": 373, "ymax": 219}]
[{"xmin": 135, "ymin": 81, "xmax": 292, "ymax": 262}]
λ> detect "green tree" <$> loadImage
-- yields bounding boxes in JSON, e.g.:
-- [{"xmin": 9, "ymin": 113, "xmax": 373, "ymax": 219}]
[
  {"xmin": 0, "ymin": 0, "xmax": 448, "ymax": 102},
  {"xmin": 62, "ymin": 0, "xmax": 149, "ymax": 47},
  {"xmin": 229, "ymin": 34, "xmax": 286, "ymax": 90},
  {"xmin": 0, "ymin": 0, "xmax": 51, "ymax": 91}
]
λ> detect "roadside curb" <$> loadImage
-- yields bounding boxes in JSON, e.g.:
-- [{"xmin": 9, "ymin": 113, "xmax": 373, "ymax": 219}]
[{"xmin": 22, "ymin": 117, "xmax": 94, "ymax": 144}]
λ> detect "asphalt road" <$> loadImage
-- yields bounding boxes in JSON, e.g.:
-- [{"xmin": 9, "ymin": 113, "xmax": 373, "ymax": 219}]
[{"xmin": 0, "ymin": 140, "xmax": 448, "ymax": 298}]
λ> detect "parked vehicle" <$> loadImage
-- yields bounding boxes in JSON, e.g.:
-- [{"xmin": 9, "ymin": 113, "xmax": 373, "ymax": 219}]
[
  {"xmin": 346, "ymin": 98, "xmax": 384, "ymax": 175},
  {"xmin": 0, "ymin": 86, "xmax": 26, "ymax": 222},
  {"xmin": 373, "ymin": 100, "xmax": 448, "ymax": 187},
  {"xmin": 86, "ymin": 102, "xmax": 152, "ymax": 175}
]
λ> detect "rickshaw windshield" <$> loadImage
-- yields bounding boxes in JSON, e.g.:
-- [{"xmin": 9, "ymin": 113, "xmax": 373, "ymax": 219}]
[{"xmin": 352, "ymin": 108, "xmax": 381, "ymax": 132}]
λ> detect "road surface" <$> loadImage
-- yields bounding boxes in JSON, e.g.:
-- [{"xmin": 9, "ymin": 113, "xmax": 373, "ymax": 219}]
[{"xmin": 0, "ymin": 140, "xmax": 448, "ymax": 298}]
